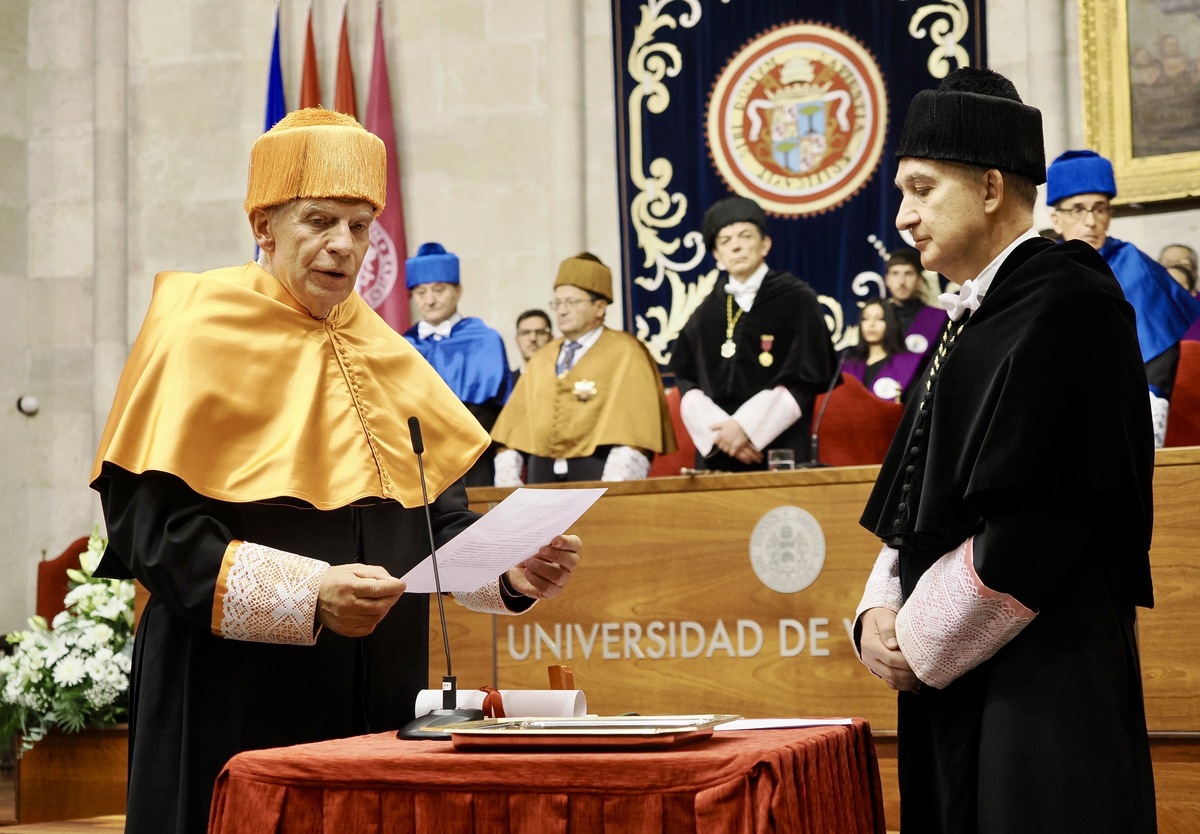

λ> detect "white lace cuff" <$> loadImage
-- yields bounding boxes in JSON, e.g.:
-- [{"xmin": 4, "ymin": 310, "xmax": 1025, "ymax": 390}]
[
  {"xmin": 494, "ymin": 448, "xmax": 525, "ymax": 487},
  {"xmin": 852, "ymin": 545, "xmax": 902, "ymax": 660},
  {"xmin": 731, "ymin": 386, "xmax": 802, "ymax": 451},
  {"xmin": 453, "ymin": 578, "xmax": 532, "ymax": 616},
  {"xmin": 895, "ymin": 537, "xmax": 1037, "ymax": 689},
  {"xmin": 601, "ymin": 445, "xmax": 651, "ymax": 481},
  {"xmin": 679, "ymin": 388, "xmax": 731, "ymax": 457},
  {"xmin": 214, "ymin": 540, "xmax": 330, "ymax": 645},
  {"xmin": 1150, "ymin": 392, "xmax": 1169, "ymax": 449}
]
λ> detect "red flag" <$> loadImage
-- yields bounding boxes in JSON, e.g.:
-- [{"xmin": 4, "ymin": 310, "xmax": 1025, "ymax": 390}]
[
  {"xmin": 299, "ymin": 6, "xmax": 321, "ymax": 109},
  {"xmin": 334, "ymin": 3, "xmax": 357, "ymax": 118},
  {"xmin": 355, "ymin": 4, "xmax": 411, "ymax": 333}
]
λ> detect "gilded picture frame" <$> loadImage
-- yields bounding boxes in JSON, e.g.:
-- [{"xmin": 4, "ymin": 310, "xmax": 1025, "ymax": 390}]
[{"xmin": 1080, "ymin": 0, "xmax": 1200, "ymax": 204}]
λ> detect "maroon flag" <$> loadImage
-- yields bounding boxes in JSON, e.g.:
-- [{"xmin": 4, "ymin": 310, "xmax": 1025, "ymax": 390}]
[
  {"xmin": 355, "ymin": 4, "xmax": 410, "ymax": 333},
  {"xmin": 334, "ymin": 3, "xmax": 357, "ymax": 118},
  {"xmin": 299, "ymin": 6, "xmax": 321, "ymax": 109}
]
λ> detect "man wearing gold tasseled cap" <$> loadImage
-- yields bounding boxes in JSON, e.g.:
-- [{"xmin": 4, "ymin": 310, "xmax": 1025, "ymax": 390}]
[
  {"xmin": 89, "ymin": 109, "xmax": 581, "ymax": 834},
  {"xmin": 490, "ymin": 253, "xmax": 676, "ymax": 484}
]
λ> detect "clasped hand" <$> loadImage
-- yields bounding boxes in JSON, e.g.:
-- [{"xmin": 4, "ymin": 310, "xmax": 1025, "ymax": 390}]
[
  {"xmin": 709, "ymin": 418, "xmax": 763, "ymax": 465},
  {"xmin": 859, "ymin": 607, "xmax": 921, "ymax": 692}
]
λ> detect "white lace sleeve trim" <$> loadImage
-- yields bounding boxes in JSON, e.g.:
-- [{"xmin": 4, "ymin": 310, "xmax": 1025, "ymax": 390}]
[
  {"xmin": 218, "ymin": 541, "xmax": 330, "ymax": 645},
  {"xmin": 895, "ymin": 537, "xmax": 1037, "ymax": 690},
  {"xmin": 453, "ymin": 578, "xmax": 533, "ymax": 617},
  {"xmin": 852, "ymin": 545, "xmax": 902, "ymax": 660},
  {"xmin": 601, "ymin": 445, "xmax": 651, "ymax": 481}
]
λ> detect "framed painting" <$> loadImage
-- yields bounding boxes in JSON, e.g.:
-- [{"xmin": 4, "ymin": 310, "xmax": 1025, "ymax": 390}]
[{"xmin": 1081, "ymin": 0, "xmax": 1200, "ymax": 204}]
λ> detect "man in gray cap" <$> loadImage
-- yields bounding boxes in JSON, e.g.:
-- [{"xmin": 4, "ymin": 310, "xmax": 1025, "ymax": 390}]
[
  {"xmin": 668, "ymin": 195, "xmax": 836, "ymax": 470},
  {"xmin": 853, "ymin": 70, "xmax": 1156, "ymax": 831}
]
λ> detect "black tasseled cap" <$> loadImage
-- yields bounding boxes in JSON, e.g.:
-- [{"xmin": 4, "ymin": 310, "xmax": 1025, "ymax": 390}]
[{"xmin": 895, "ymin": 68, "xmax": 1046, "ymax": 184}]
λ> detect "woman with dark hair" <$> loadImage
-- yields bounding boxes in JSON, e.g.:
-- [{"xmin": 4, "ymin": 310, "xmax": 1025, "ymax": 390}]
[{"xmin": 843, "ymin": 298, "xmax": 923, "ymax": 402}]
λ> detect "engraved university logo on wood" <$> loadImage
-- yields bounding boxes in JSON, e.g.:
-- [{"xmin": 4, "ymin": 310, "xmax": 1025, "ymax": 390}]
[
  {"xmin": 749, "ymin": 505, "xmax": 826, "ymax": 593},
  {"xmin": 355, "ymin": 224, "xmax": 400, "ymax": 309},
  {"xmin": 707, "ymin": 23, "xmax": 888, "ymax": 217}
]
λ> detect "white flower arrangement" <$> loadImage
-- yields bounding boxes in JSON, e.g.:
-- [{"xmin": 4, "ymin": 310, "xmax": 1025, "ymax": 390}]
[{"xmin": 0, "ymin": 529, "xmax": 134, "ymax": 755}]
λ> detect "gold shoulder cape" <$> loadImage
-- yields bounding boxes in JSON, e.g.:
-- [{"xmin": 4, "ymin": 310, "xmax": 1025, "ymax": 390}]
[
  {"xmin": 91, "ymin": 263, "xmax": 489, "ymax": 510},
  {"xmin": 491, "ymin": 328, "xmax": 676, "ymax": 458}
]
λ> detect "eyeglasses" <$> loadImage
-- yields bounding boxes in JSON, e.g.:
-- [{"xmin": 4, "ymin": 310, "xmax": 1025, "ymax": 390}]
[
  {"xmin": 1055, "ymin": 204, "xmax": 1112, "ymax": 220},
  {"xmin": 517, "ymin": 327, "xmax": 552, "ymax": 338},
  {"xmin": 549, "ymin": 298, "xmax": 593, "ymax": 311}
]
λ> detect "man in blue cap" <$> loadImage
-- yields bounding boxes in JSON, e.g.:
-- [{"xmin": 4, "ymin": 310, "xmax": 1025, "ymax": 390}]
[
  {"xmin": 1047, "ymin": 149, "xmax": 1200, "ymax": 446},
  {"xmin": 404, "ymin": 242, "xmax": 514, "ymax": 486}
]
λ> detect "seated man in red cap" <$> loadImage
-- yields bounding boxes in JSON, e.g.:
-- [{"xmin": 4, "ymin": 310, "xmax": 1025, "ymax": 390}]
[
  {"xmin": 90, "ymin": 109, "xmax": 581, "ymax": 834},
  {"xmin": 403, "ymin": 241, "xmax": 514, "ymax": 485},
  {"xmin": 491, "ymin": 253, "xmax": 676, "ymax": 484}
]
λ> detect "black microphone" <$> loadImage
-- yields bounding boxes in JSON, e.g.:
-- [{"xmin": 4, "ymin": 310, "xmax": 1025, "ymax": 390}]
[
  {"xmin": 396, "ymin": 416, "xmax": 485, "ymax": 740},
  {"xmin": 802, "ymin": 350, "xmax": 848, "ymax": 469}
]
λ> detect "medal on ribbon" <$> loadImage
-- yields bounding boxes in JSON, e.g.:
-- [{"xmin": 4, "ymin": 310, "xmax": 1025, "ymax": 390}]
[{"xmin": 758, "ymin": 334, "xmax": 775, "ymax": 367}]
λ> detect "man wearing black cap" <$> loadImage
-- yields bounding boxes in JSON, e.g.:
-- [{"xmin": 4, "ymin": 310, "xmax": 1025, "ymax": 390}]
[
  {"xmin": 667, "ymin": 195, "xmax": 836, "ymax": 470},
  {"xmin": 853, "ymin": 70, "xmax": 1156, "ymax": 831}
]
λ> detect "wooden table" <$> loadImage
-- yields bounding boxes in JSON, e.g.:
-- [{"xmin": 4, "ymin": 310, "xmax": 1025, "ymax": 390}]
[{"xmin": 208, "ymin": 721, "xmax": 885, "ymax": 833}]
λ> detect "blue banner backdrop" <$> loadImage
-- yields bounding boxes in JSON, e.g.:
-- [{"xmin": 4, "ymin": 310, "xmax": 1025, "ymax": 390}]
[{"xmin": 611, "ymin": 0, "xmax": 987, "ymax": 368}]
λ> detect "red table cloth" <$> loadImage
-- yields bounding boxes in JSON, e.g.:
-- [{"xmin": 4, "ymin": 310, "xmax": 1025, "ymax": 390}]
[{"xmin": 208, "ymin": 720, "xmax": 885, "ymax": 833}]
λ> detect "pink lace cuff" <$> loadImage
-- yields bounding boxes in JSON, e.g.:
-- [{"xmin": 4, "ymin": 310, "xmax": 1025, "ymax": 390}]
[
  {"xmin": 214, "ymin": 540, "xmax": 330, "ymax": 645},
  {"xmin": 895, "ymin": 537, "xmax": 1037, "ymax": 689},
  {"xmin": 852, "ymin": 545, "xmax": 902, "ymax": 660}
]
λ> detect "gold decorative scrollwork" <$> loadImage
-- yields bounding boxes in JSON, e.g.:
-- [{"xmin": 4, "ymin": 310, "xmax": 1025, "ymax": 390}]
[
  {"xmin": 627, "ymin": 0, "xmax": 707, "ymax": 365},
  {"xmin": 908, "ymin": 1, "xmax": 970, "ymax": 79}
]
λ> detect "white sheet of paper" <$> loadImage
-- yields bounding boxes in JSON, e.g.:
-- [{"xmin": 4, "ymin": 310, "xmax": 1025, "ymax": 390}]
[
  {"xmin": 399, "ymin": 487, "xmax": 606, "ymax": 592},
  {"xmin": 714, "ymin": 717, "xmax": 854, "ymax": 731}
]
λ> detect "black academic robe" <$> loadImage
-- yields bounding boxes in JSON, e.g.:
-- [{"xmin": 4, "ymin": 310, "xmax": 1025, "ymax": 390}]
[
  {"xmin": 668, "ymin": 269, "xmax": 835, "ymax": 469},
  {"xmin": 94, "ymin": 465, "xmax": 479, "ymax": 834},
  {"xmin": 861, "ymin": 238, "xmax": 1156, "ymax": 832}
]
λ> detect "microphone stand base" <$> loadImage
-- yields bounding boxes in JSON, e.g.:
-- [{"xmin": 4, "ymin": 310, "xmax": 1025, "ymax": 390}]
[{"xmin": 396, "ymin": 708, "xmax": 486, "ymax": 741}]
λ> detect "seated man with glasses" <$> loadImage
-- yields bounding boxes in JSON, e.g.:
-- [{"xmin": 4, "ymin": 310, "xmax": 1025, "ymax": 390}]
[
  {"xmin": 491, "ymin": 253, "xmax": 676, "ymax": 484},
  {"xmin": 512, "ymin": 308, "xmax": 553, "ymax": 383},
  {"xmin": 1047, "ymin": 150, "xmax": 1200, "ymax": 446}
]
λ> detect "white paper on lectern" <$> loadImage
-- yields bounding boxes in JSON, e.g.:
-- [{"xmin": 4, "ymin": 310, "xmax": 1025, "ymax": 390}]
[{"xmin": 399, "ymin": 487, "xmax": 606, "ymax": 592}]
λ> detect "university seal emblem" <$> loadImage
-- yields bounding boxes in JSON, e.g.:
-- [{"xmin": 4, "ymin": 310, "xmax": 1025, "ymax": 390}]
[
  {"xmin": 707, "ymin": 23, "xmax": 887, "ymax": 217},
  {"xmin": 748, "ymin": 505, "xmax": 826, "ymax": 594},
  {"xmin": 355, "ymin": 224, "xmax": 400, "ymax": 309}
]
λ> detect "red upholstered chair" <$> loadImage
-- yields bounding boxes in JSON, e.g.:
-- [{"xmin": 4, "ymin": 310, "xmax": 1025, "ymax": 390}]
[
  {"xmin": 37, "ymin": 536, "xmax": 89, "ymax": 623},
  {"xmin": 649, "ymin": 387, "xmax": 698, "ymax": 477},
  {"xmin": 811, "ymin": 373, "xmax": 905, "ymax": 466},
  {"xmin": 1165, "ymin": 340, "xmax": 1200, "ymax": 447}
]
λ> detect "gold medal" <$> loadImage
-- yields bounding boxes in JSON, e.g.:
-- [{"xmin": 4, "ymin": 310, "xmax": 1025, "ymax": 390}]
[
  {"xmin": 722, "ymin": 295, "xmax": 743, "ymax": 360},
  {"xmin": 721, "ymin": 340, "xmax": 737, "ymax": 358},
  {"xmin": 758, "ymin": 334, "xmax": 775, "ymax": 368}
]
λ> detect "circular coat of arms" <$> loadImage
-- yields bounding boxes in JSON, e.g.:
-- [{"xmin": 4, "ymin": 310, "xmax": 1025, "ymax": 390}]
[
  {"xmin": 708, "ymin": 23, "xmax": 888, "ymax": 217},
  {"xmin": 355, "ymin": 224, "xmax": 400, "ymax": 309},
  {"xmin": 748, "ymin": 505, "xmax": 826, "ymax": 594}
]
